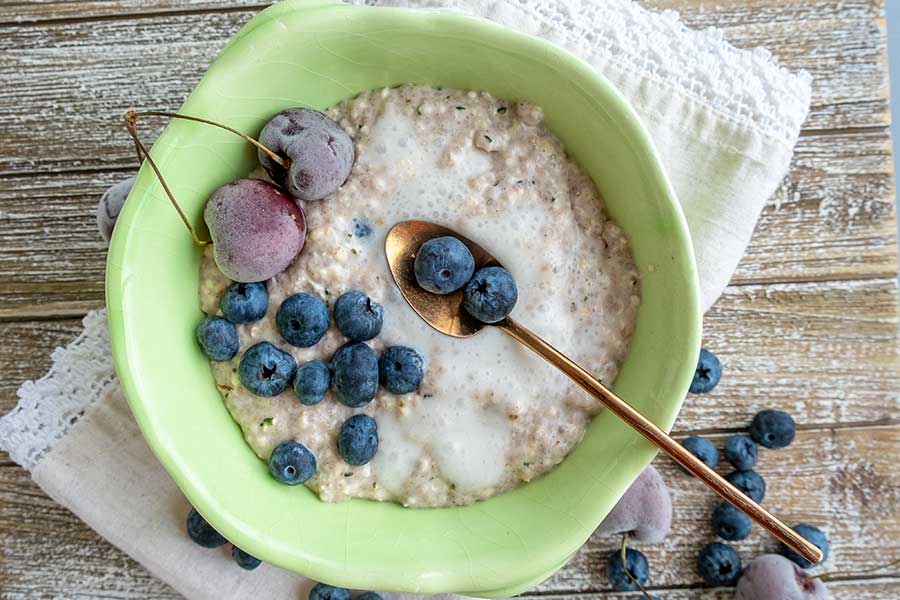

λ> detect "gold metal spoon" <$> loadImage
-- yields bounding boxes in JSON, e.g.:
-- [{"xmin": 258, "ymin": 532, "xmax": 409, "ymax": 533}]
[{"xmin": 385, "ymin": 219, "xmax": 822, "ymax": 565}]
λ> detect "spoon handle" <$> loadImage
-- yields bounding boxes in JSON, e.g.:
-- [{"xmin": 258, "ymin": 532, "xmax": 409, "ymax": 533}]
[{"xmin": 497, "ymin": 316, "xmax": 822, "ymax": 565}]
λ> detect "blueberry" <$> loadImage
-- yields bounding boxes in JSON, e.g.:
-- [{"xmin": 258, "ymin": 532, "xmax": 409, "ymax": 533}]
[
  {"xmin": 258, "ymin": 108, "xmax": 354, "ymax": 202},
  {"xmin": 220, "ymin": 281, "xmax": 269, "ymax": 324},
  {"xmin": 186, "ymin": 507, "xmax": 227, "ymax": 548},
  {"xmin": 697, "ymin": 542, "xmax": 742, "ymax": 585},
  {"xmin": 196, "ymin": 317, "xmax": 239, "ymax": 361},
  {"xmin": 330, "ymin": 342, "xmax": 379, "ymax": 408},
  {"xmin": 277, "ymin": 293, "xmax": 329, "ymax": 347},
  {"xmin": 414, "ymin": 236, "xmax": 475, "ymax": 294},
  {"xmin": 268, "ymin": 440, "xmax": 317, "ymax": 485},
  {"xmin": 780, "ymin": 523, "xmax": 829, "ymax": 568},
  {"xmin": 712, "ymin": 502, "xmax": 752, "ymax": 541},
  {"xmin": 356, "ymin": 593, "xmax": 383, "ymax": 600},
  {"xmin": 96, "ymin": 175, "xmax": 135, "ymax": 243},
  {"xmin": 749, "ymin": 409, "xmax": 796, "ymax": 449},
  {"xmin": 337, "ymin": 414, "xmax": 379, "ymax": 465},
  {"xmin": 463, "ymin": 266, "xmax": 518, "ymax": 323},
  {"xmin": 333, "ymin": 290, "xmax": 383, "ymax": 342},
  {"xmin": 353, "ymin": 218, "xmax": 373, "ymax": 238},
  {"xmin": 605, "ymin": 547, "xmax": 649, "ymax": 592},
  {"xmin": 238, "ymin": 342, "xmax": 297, "ymax": 397},
  {"xmin": 294, "ymin": 360, "xmax": 330, "ymax": 406},
  {"xmin": 726, "ymin": 469, "xmax": 766, "ymax": 503},
  {"xmin": 308, "ymin": 583, "xmax": 350, "ymax": 600},
  {"xmin": 690, "ymin": 348, "xmax": 721, "ymax": 393},
  {"xmin": 378, "ymin": 346, "xmax": 425, "ymax": 394},
  {"xmin": 232, "ymin": 546, "xmax": 262, "ymax": 570},
  {"xmin": 724, "ymin": 434, "xmax": 758, "ymax": 471},
  {"xmin": 680, "ymin": 435, "xmax": 718, "ymax": 475}
]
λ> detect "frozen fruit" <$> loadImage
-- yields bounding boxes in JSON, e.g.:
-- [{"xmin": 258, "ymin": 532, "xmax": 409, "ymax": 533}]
[
  {"xmin": 331, "ymin": 342, "xmax": 379, "ymax": 408},
  {"xmin": 356, "ymin": 594, "xmax": 383, "ymax": 600},
  {"xmin": 689, "ymin": 348, "xmax": 721, "ymax": 393},
  {"xmin": 294, "ymin": 360, "xmax": 330, "ymax": 406},
  {"xmin": 268, "ymin": 440, "xmax": 317, "ymax": 485},
  {"xmin": 378, "ymin": 345, "xmax": 425, "ymax": 395},
  {"xmin": 238, "ymin": 342, "xmax": 297, "ymax": 397},
  {"xmin": 463, "ymin": 266, "xmax": 518, "ymax": 323},
  {"xmin": 337, "ymin": 414, "xmax": 379, "ymax": 466},
  {"xmin": 780, "ymin": 524, "xmax": 830, "ymax": 568},
  {"xmin": 736, "ymin": 554, "xmax": 831, "ymax": 599},
  {"xmin": 680, "ymin": 435, "xmax": 718, "ymax": 475},
  {"xmin": 204, "ymin": 179, "xmax": 307, "ymax": 283},
  {"xmin": 750, "ymin": 409, "xmax": 796, "ymax": 449},
  {"xmin": 596, "ymin": 466, "xmax": 672, "ymax": 543},
  {"xmin": 697, "ymin": 542, "xmax": 741, "ymax": 586},
  {"xmin": 605, "ymin": 547, "xmax": 649, "ymax": 592},
  {"xmin": 726, "ymin": 469, "xmax": 766, "ymax": 503},
  {"xmin": 232, "ymin": 546, "xmax": 262, "ymax": 570},
  {"xmin": 276, "ymin": 292, "xmax": 329, "ymax": 348},
  {"xmin": 333, "ymin": 290, "xmax": 383, "ymax": 342},
  {"xmin": 195, "ymin": 317, "xmax": 239, "ymax": 361},
  {"xmin": 724, "ymin": 434, "xmax": 758, "ymax": 471},
  {"xmin": 186, "ymin": 507, "xmax": 227, "ymax": 548},
  {"xmin": 308, "ymin": 583, "xmax": 350, "ymax": 600},
  {"xmin": 97, "ymin": 175, "xmax": 135, "ymax": 243},
  {"xmin": 258, "ymin": 108, "xmax": 354, "ymax": 202},
  {"xmin": 712, "ymin": 502, "xmax": 752, "ymax": 541},
  {"xmin": 220, "ymin": 281, "xmax": 268, "ymax": 324},
  {"xmin": 414, "ymin": 236, "xmax": 475, "ymax": 294}
]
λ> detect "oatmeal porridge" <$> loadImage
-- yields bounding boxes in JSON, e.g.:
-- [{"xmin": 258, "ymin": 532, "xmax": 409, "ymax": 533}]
[{"xmin": 199, "ymin": 84, "xmax": 640, "ymax": 507}]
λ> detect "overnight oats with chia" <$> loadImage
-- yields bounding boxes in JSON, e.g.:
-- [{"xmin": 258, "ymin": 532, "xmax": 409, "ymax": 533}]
[{"xmin": 196, "ymin": 84, "xmax": 640, "ymax": 507}]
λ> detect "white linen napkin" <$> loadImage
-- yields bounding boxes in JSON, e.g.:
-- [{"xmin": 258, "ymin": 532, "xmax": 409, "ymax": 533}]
[{"xmin": 0, "ymin": 0, "xmax": 811, "ymax": 598}]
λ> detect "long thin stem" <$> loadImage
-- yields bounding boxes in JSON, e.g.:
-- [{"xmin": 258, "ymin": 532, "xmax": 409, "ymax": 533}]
[
  {"xmin": 128, "ymin": 110, "xmax": 289, "ymax": 168},
  {"xmin": 620, "ymin": 535, "xmax": 654, "ymax": 599},
  {"xmin": 813, "ymin": 556, "xmax": 900, "ymax": 583},
  {"xmin": 123, "ymin": 111, "xmax": 209, "ymax": 246}
]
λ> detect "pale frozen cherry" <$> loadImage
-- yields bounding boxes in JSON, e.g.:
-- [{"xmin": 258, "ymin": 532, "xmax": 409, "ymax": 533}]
[
  {"xmin": 596, "ymin": 466, "xmax": 672, "ymax": 543},
  {"xmin": 96, "ymin": 175, "xmax": 136, "ymax": 243},
  {"xmin": 736, "ymin": 554, "xmax": 831, "ymax": 600}
]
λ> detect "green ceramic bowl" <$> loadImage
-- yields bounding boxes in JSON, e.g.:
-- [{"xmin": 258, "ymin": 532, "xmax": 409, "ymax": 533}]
[{"xmin": 106, "ymin": 0, "xmax": 701, "ymax": 596}]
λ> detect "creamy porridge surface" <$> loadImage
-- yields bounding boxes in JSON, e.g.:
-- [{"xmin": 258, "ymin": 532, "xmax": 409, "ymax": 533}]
[{"xmin": 199, "ymin": 85, "xmax": 640, "ymax": 507}]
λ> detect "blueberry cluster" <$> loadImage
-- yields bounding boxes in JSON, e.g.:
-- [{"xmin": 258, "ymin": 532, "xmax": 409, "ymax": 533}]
[
  {"xmin": 186, "ymin": 507, "xmax": 262, "ymax": 571},
  {"xmin": 196, "ymin": 283, "xmax": 427, "ymax": 482},
  {"xmin": 308, "ymin": 583, "xmax": 382, "ymax": 600}
]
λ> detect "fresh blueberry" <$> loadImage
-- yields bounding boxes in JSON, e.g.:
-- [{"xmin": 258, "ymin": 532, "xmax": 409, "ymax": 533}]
[
  {"xmin": 378, "ymin": 346, "xmax": 424, "ymax": 394},
  {"xmin": 277, "ymin": 292, "xmax": 329, "ymax": 347},
  {"xmin": 724, "ymin": 434, "xmax": 758, "ymax": 471},
  {"xmin": 749, "ymin": 409, "xmax": 796, "ymax": 449},
  {"xmin": 605, "ymin": 547, "xmax": 649, "ymax": 592},
  {"xmin": 232, "ymin": 546, "xmax": 262, "ymax": 570},
  {"xmin": 238, "ymin": 342, "xmax": 297, "ymax": 397},
  {"xmin": 294, "ymin": 360, "xmax": 330, "ymax": 406},
  {"xmin": 680, "ymin": 435, "xmax": 718, "ymax": 475},
  {"xmin": 356, "ymin": 593, "xmax": 383, "ymax": 600},
  {"xmin": 414, "ymin": 236, "xmax": 475, "ymax": 294},
  {"xmin": 337, "ymin": 414, "xmax": 379, "ymax": 465},
  {"xmin": 780, "ymin": 523, "xmax": 829, "ymax": 568},
  {"xmin": 308, "ymin": 583, "xmax": 350, "ymax": 600},
  {"xmin": 726, "ymin": 469, "xmax": 766, "ymax": 503},
  {"xmin": 220, "ymin": 281, "xmax": 269, "ymax": 324},
  {"xmin": 96, "ymin": 175, "xmax": 135, "ymax": 243},
  {"xmin": 690, "ymin": 348, "xmax": 721, "ymax": 393},
  {"xmin": 697, "ymin": 542, "xmax": 742, "ymax": 585},
  {"xmin": 712, "ymin": 502, "xmax": 752, "ymax": 541},
  {"xmin": 463, "ymin": 266, "xmax": 518, "ymax": 323},
  {"xmin": 186, "ymin": 507, "xmax": 227, "ymax": 548},
  {"xmin": 333, "ymin": 290, "xmax": 383, "ymax": 342},
  {"xmin": 268, "ymin": 440, "xmax": 317, "ymax": 485},
  {"xmin": 196, "ymin": 317, "xmax": 239, "ymax": 361},
  {"xmin": 330, "ymin": 342, "xmax": 379, "ymax": 407}
]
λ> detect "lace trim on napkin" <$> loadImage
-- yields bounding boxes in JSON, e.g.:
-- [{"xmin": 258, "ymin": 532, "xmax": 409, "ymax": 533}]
[{"xmin": 0, "ymin": 310, "xmax": 115, "ymax": 470}]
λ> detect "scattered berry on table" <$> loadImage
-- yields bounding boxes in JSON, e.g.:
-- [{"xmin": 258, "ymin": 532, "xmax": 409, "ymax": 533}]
[
  {"xmin": 186, "ymin": 507, "xmax": 227, "ymax": 548},
  {"xmin": 596, "ymin": 466, "xmax": 672, "ymax": 543},
  {"xmin": 712, "ymin": 502, "xmax": 752, "ymax": 541},
  {"xmin": 689, "ymin": 348, "xmax": 721, "ymax": 393},
  {"xmin": 294, "ymin": 360, "xmax": 331, "ymax": 406},
  {"xmin": 726, "ymin": 469, "xmax": 766, "ymax": 503},
  {"xmin": 724, "ymin": 434, "xmax": 758, "ymax": 471},
  {"xmin": 697, "ymin": 542, "xmax": 742, "ymax": 586},
  {"xmin": 238, "ymin": 342, "xmax": 297, "ymax": 397},
  {"xmin": 414, "ymin": 236, "xmax": 476, "ymax": 294},
  {"xmin": 232, "ymin": 546, "xmax": 262, "ymax": 570},
  {"xmin": 258, "ymin": 108, "xmax": 354, "ymax": 202},
  {"xmin": 338, "ymin": 414, "xmax": 379, "ymax": 466},
  {"xmin": 750, "ymin": 409, "xmax": 796, "ymax": 449},
  {"xmin": 196, "ymin": 317, "xmax": 239, "ymax": 361},
  {"xmin": 308, "ymin": 583, "xmax": 351, "ymax": 600},
  {"xmin": 736, "ymin": 554, "xmax": 831, "ymax": 600},
  {"xmin": 96, "ymin": 175, "xmax": 135, "ymax": 243},
  {"xmin": 680, "ymin": 435, "xmax": 718, "ymax": 474},
  {"xmin": 333, "ymin": 290, "xmax": 384, "ymax": 342},
  {"xmin": 463, "ymin": 266, "xmax": 518, "ymax": 323},
  {"xmin": 220, "ymin": 281, "xmax": 269, "ymax": 324},
  {"xmin": 780, "ymin": 524, "xmax": 830, "ymax": 569},
  {"xmin": 605, "ymin": 547, "xmax": 650, "ymax": 592},
  {"xmin": 378, "ymin": 345, "xmax": 425, "ymax": 394},
  {"xmin": 277, "ymin": 292, "xmax": 329, "ymax": 347},
  {"xmin": 268, "ymin": 440, "xmax": 317, "ymax": 485},
  {"xmin": 330, "ymin": 342, "xmax": 379, "ymax": 407}
]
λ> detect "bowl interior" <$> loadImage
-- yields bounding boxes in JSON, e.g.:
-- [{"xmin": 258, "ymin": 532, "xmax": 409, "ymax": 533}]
[{"xmin": 106, "ymin": 1, "xmax": 700, "ymax": 595}]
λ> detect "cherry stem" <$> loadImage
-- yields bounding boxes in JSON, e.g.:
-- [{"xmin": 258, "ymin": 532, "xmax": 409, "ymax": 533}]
[
  {"xmin": 123, "ymin": 111, "xmax": 209, "ymax": 247},
  {"xmin": 128, "ymin": 110, "xmax": 289, "ymax": 168},
  {"xmin": 620, "ymin": 535, "xmax": 654, "ymax": 600},
  {"xmin": 810, "ymin": 556, "xmax": 900, "ymax": 583}
]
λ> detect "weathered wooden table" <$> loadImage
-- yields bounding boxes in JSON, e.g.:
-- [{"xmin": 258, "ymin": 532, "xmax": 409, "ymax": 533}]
[{"xmin": 1, "ymin": 1, "xmax": 898, "ymax": 598}]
